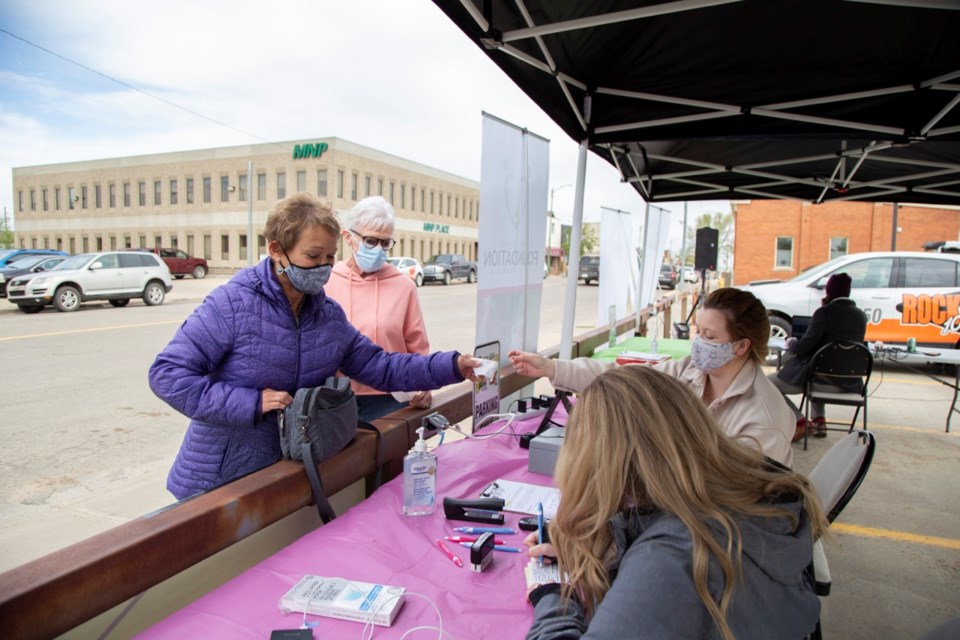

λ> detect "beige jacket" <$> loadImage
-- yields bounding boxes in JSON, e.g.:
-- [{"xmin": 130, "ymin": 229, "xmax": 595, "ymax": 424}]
[{"xmin": 552, "ymin": 356, "xmax": 795, "ymax": 468}]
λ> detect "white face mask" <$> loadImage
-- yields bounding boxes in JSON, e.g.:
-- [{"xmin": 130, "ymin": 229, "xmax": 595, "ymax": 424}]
[{"xmin": 690, "ymin": 335, "xmax": 737, "ymax": 372}]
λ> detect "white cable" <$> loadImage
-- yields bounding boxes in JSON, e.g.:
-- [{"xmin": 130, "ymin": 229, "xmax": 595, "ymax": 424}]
[
  {"xmin": 450, "ymin": 413, "xmax": 517, "ymax": 440},
  {"xmin": 360, "ymin": 590, "xmax": 452, "ymax": 640}
]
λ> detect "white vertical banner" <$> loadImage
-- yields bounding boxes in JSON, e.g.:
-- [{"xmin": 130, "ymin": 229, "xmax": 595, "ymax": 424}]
[
  {"xmin": 638, "ymin": 206, "xmax": 672, "ymax": 309},
  {"xmin": 597, "ymin": 207, "xmax": 636, "ymax": 326},
  {"xmin": 476, "ymin": 114, "xmax": 549, "ymax": 362}
]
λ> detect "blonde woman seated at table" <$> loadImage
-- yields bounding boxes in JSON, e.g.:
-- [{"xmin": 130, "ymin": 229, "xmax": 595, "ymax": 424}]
[
  {"xmin": 509, "ymin": 288, "xmax": 796, "ymax": 467},
  {"xmin": 524, "ymin": 366, "xmax": 826, "ymax": 640}
]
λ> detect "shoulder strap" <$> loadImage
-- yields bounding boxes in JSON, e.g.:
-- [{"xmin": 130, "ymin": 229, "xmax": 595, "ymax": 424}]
[{"xmin": 302, "ymin": 442, "xmax": 337, "ymax": 523}]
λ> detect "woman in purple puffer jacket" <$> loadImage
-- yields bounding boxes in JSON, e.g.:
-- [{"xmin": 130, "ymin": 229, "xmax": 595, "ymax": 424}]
[{"xmin": 149, "ymin": 193, "xmax": 477, "ymax": 499}]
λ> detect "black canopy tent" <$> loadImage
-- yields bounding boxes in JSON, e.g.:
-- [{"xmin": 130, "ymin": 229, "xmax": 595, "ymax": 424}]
[
  {"xmin": 433, "ymin": 0, "xmax": 960, "ymax": 205},
  {"xmin": 434, "ymin": 0, "xmax": 960, "ymax": 357}
]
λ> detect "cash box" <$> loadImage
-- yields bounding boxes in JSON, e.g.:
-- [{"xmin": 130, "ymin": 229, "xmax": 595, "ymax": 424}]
[{"xmin": 527, "ymin": 426, "xmax": 565, "ymax": 476}]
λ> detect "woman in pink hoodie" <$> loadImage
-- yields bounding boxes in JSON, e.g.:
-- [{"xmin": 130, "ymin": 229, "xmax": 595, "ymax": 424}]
[{"xmin": 325, "ymin": 196, "xmax": 433, "ymax": 421}]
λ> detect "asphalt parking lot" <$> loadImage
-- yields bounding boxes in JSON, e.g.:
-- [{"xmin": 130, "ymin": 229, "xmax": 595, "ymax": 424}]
[{"xmin": 1, "ymin": 276, "xmax": 957, "ymax": 638}]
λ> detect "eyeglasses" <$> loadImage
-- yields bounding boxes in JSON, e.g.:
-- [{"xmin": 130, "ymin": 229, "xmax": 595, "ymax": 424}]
[{"xmin": 350, "ymin": 229, "xmax": 396, "ymax": 250}]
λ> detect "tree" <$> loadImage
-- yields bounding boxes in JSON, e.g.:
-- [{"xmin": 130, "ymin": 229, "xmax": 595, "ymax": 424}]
[
  {"xmin": 561, "ymin": 224, "xmax": 598, "ymax": 257},
  {"xmin": 0, "ymin": 208, "xmax": 13, "ymax": 249},
  {"xmin": 684, "ymin": 210, "xmax": 734, "ymax": 271}
]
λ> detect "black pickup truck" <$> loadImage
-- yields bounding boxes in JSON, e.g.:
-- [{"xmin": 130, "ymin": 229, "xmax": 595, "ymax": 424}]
[{"xmin": 422, "ymin": 253, "xmax": 477, "ymax": 285}]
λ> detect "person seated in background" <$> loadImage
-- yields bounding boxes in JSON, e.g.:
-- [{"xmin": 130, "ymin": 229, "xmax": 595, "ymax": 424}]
[
  {"xmin": 523, "ymin": 366, "xmax": 826, "ymax": 640},
  {"xmin": 769, "ymin": 272, "xmax": 868, "ymax": 440},
  {"xmin": 149, "ymin": 193, "xmax": 478, "ymax": 500},
  {"xmin": 509, "ymin": 288, "xmax": 796, "ymax": 467},
  {"xmin": 325, "ymin": 196, "xmax": 433, "ymax": 421}
]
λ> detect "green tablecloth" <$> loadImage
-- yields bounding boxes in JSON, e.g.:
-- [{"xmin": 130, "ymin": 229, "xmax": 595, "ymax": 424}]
[{"xmin": 590, "ymin": 336, "xmax": 692, "ymax": 363}]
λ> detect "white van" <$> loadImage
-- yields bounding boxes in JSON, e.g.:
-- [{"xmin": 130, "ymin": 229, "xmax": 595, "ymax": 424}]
[{"xmin": 740, "ymin": 251, "xmax": 960, "ymax": 349}]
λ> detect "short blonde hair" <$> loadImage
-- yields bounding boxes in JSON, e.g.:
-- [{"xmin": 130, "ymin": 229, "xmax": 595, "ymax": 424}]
[{"xmin": 264, "ymin": 193, "xmax": 339, "ymax": 251}]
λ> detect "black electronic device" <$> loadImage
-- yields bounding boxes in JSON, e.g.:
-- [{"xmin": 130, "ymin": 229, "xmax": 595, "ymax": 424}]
[
  {"xmin": 694, "ymin": 227, "xmax": 719, "ymax": 272},
  {"xmin": 443, "ymin": 496, "xmax": 506, "ymax": 524},
  {"xmin": 271, "ymin": 630, "xmax": 313, "ymax": 640}
]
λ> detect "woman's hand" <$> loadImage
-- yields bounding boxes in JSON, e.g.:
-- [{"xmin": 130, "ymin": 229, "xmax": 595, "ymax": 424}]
[
  {"xmin": 409, "ymin": 391, "xmax": 432, "ymax": 409},
  {"xmin": 523, "ymin": 530, "xmax": 557, "ymax": 564},
  {"xmin": 261, "ymin": 388, "xmax": 293, "ymax": 414},
  {"xmin": 508, "ymin": 350, "xmax": 556, "ymax": 380},
  {"xmin": 457, "ymin": 355, "xmax": 482, "ymax": 381}
]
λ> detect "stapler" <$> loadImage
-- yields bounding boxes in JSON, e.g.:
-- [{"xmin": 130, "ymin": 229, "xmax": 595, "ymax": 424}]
[{"xmin": 442, "ymin": 497, "xmax": 506, "ymax": 524}]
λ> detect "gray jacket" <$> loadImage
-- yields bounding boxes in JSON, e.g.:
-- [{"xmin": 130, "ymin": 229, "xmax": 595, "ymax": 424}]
[{"xmin": 526, "ymin": 499, "xmax": 819, "ymax": 639}]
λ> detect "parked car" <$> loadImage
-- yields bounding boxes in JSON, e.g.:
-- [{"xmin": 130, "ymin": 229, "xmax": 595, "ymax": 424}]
[
  {"xmin": 0, "ymin": 249, "xmax": 68, "ymax": 268},
  {"xmin": 6, "ymin": 251, "xmax": 173, "ymax": 313},
  {"xmin": 740, "ymin": 251, "xmax": 960, "ymax": 348},
  {"xmin": 659, "ymin": 263, "xmax": 679, "ymax": 289},
  {"xmin": 422, "ymin": 254, "xmax": 477, "ymax": 285},
  {"xmin": 680, "ymin": 266, "xmax": 700, "ymax": 283},
  {"xmin": 578, "ymin": 254, "xmax": 600, "ymax": 285},
  {"xmin": 125, "ymin": 248, "xmax": 207, "ymax": 279},
  {"xmin": 388, "ymin": 256, "xmax": 424, "ymax": 287},
  {"xmin": 0, "ymin": 255, "xmax": 66, "ymax": 297}
]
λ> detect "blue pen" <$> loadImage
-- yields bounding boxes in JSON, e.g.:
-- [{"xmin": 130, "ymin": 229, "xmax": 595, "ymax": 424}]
[
  {"xmin": 453, "ymin": 526, "xmax": 516, "ymax": 534},
  {"xmin": 459, "ymin": 542, "xmax": 522, "ymax": 552},
  {"xmin": 537, "ymin": 502, "xmax": 545, "ymax": 567}
]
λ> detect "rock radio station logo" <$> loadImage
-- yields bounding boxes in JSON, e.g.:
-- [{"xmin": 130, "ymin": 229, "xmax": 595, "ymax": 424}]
[{"xmin": 900, "ymin": 294, "xmax": 960, "ymax": 335}]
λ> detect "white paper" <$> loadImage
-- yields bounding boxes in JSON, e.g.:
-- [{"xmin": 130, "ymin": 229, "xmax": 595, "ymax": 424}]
[{"xmin": 479, "ymin": 479, "xmax": 560, "ymax": 519}]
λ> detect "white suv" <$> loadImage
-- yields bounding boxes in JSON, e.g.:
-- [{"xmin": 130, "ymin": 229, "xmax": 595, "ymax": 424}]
[
  {"xmin": 7, "ymin": 251, "xmax": 173, "ymax": 314},
  {"xmin": 740, "ymin": 251, "xmax": 960, "ymax": 349}
]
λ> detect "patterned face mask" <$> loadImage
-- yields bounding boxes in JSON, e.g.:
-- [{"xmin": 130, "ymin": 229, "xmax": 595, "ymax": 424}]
[
  {"xmin": 281, "ymin": 253, "xmax": 332, "ymax": 295},
  {"xmin": 690, "ymin": 335, "xmax": 737, "ymax": 372}
]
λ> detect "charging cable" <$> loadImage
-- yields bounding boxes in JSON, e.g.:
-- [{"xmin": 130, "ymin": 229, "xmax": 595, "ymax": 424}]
[{"xmin": 360, "ymin": 590, "xmax": 455, "ymax": 640}]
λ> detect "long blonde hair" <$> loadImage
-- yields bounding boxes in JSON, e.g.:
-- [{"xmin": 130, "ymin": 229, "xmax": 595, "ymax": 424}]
[{"xmin": 552, "ymin": 366, "xmax": 826, "ymax": 640}]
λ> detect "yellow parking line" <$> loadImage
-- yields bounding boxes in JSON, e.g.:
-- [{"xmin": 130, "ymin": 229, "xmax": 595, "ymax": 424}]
[
  {"xmin": 832, "ymin": 523, "xmax": 960, "ymax": 550},
  {"xmin": 0, "ymin": 320, "xmax": 180, "ymax": 341}
]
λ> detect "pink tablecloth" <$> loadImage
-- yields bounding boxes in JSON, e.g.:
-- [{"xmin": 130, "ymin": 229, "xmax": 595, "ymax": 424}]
[{"xmin": 138, "ymin": 409, "xmax": 566, "ymax": 639}]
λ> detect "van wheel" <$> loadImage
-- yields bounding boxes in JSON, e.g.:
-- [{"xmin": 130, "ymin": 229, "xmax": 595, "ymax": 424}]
[
  {"xmin": 192, "ymin": 265, "xmax": 207, "ymax": 279},
  {"xmin": 54, "ymin": 285, "xmax": 81, "ymax": 312},
  {"xmin": 467, "ymin": 270, "xmax": 476, "ymax": 284},
  {"xmin": 443, "ymin": 272, "xmax": 451, "ymax": 286},
  {"xmin": 143, "ymin": 281, "xmax": 166, "ymax": 306},
  {"xmin": 415, "ymin": 273, "xmax": 423, "ymax": 287}
]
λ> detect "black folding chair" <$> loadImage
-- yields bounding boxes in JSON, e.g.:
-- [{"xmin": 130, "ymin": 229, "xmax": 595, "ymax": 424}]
[{"xmin": 801, "ymin": 342, "xmax": 873, "ymax": 450}]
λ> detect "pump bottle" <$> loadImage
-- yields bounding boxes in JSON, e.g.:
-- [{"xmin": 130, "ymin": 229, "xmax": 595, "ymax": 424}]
[{"xmin": 402, "ymin": 427, "xmax": 437, "ymax": 516}]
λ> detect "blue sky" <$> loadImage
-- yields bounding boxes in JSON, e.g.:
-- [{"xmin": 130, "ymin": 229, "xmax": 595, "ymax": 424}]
[{"xmin": 0, "ymin": 0, "xmax": 728, "ymax": 245}]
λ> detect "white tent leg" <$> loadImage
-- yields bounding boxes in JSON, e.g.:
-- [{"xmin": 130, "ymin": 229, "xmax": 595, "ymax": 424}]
[{"xmin": 561, "ymin": 139, "xmax": 590, "ymax": 360}]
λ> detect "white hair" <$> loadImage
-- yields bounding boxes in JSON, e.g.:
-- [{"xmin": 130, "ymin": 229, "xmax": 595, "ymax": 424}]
[{"xmin": 344, "ymin": 196, "xmax": 395, "ymax": 234}]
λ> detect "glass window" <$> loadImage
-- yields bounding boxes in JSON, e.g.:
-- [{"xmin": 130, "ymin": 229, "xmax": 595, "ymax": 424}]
[
  {"xmin": 170, "ymin": 180, "xmax": 178, "ymax": 206},
  {"xmin": 95, "ymin": 185, "xmax": 101, "ymax": 208},
  {"xmin": 55, "ymin": 187, "xmax": 60, "ymax": 210},
  {"xmin": 123, "ymin": 183, "xmax": 131, "ymax": 207},
  {"xmin": 903, "ymin": 258, "xmax": 958, "ymax": 288},
  {"xmin": 377, "ymin": 179, "xmax": 383, "ymax": 196},
  {"xmin": 155, "ymin": 235, "xmax": 162, "ymax": 248},
  {"xmin": 829, "ymin": 237, "xmax": 848, "ymax": 260},
  {"xmin": 421, "ymin": 188, "xmax": 425, "ymax": 212},
  {"xmin": 277, "ymin": 172, "xmax": 286, "ymax": 199},
  {"xmin": 447, "ymin": 195, "xmax": 451, "ymax": 217},
  {"xmin": 430, "ymin": 191, "xmax": 435, "ymax": 214},
  {"xmin": 203, "ymin": 177, "xmax": 211, "ymax": 203},
  {"xmin": 139, "ymin": 181, "xmax": 146, "ymax": 206},
  {"xmin": 69, "ymin": 187, "xmax": 76, "ymax": 210},
  {"xmin": 834, "ymin": 258, "xmax": 895, "ymax": 289},
  {"xmin": 81, "ymin": 186, "xmax": 87, "ymax": 209},
  {"xmin": 42, "ymin": 189, "xmax": 48, "ymax": 211},
  {"xmin": 221, "ymin": 234, "xmax": 230, "ymax": 260},
  {"xmin": 239, "ymin": 234, "xmax": 248, "ymax": 261},
  {"xmin": 96, "ymin": 253, "xmax": 119, "ymax": 269},
  {"xmin": 297, "ymin": 171, "xmax": 306, "ymax": 192},
  {"xmin": 239, "ymin": 174, "xmax": 247, "ymax": 202},
  {"xmin": 365, "ymin": 176, "xmax": 371, "ymax": 197},
  {"xmin": 351, "ymin": 173, "xmax": 358, "ymax": 200},
  {"xmin": 221, "ymin": 176, "xmax": 230, "ymax": 202},
  {"xmin": 258, "ymin": 234, "xmax": 266, "ymax": 259},
  {"xmin": 186, "ymin": 178, "xmax": 194, "ymax": 204},
  {"xmin": 317, "ymin": 169, "xmax": 328, "ymax": 197},
  {"xmin": 69, "ymin": 237, "xmax": 75, "ymax": 254},
  {"xmin": 389, "ymin": 182, "xmax": 395, "ymax": 203},
  {"xmin": 154, "ymin": 180, "xmax": 162, "ymax": 205},
  {"xmin": 30, "ymin": 189, "xmax": 36, "ymax": 211},
  {"xmin": 401, "ymin": 185, "xmax": 406, "ymax": 209},
  {"xmin": 204, "ymin": 234, "xmax": 212, "ymax": 260},
  {"xmin": 109, "ymin": 184, "xmax": 116, "ymax": 208},
  {"xmin": 17, "ymin": 190, "xmax": 22, "ymax": 212},
  {"xmin": 257, "ymin": 174, "xmax": 266, "ymax": 201},
  {"xmin": 139, "ymin": 235, "xmax": 146, "ymax": 248},
  {"xmin": 337, "ymin": 170, "xmax": 344, "ymax": 198},
  {"xmin": 774, "ymin": 236, "xmax": 793, "ymax": 268},
  {"xmin": 82, "ymin": 236, "xmax": 89, "ymax": 252},
  {"xmin": 120, "ymin": 253, "xmax": 149, "ymax": 268}
]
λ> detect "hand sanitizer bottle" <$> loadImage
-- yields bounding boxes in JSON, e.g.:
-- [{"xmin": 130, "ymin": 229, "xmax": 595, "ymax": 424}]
[{"xmin": 403, "ymin": 427, "xmax": 437, "ymax": 516}]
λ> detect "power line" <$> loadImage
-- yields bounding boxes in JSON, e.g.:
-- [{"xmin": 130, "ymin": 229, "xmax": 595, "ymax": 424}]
[{"xmin": 0, "ymin": 27, "xmax": 289, "ymax": 150}]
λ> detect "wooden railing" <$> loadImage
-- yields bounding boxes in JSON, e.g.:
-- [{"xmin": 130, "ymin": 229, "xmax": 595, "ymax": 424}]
[{"xmin": 0, "ymin": 292, "xmax": 690, "ymax": 639}]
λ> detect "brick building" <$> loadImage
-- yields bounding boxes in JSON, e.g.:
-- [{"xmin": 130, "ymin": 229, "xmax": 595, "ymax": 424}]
[{"xmin": 732, "ymin": 201, "xmax": 960, "ymax": 285}]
